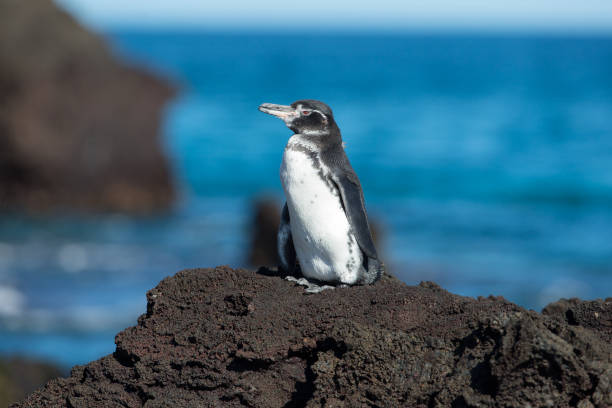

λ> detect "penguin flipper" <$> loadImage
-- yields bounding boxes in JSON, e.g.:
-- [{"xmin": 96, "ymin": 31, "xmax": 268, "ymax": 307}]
[
  {"xmin": 278, "ymin": 202, "xmax": 297, "ymax": 275},
  {"xmin": 331, "ymin": 172, "xmax": 384, "ymax": 284}
]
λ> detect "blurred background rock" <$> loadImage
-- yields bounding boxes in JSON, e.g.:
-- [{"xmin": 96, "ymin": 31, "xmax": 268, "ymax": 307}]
[
  {"xmin": 0, "ymin": 0, "xmax": 174, "ymax": 213},
  {"xmin": 1, "ymin": 0, "xmax": 612, "ymax": 406},
  {"xmin": 0, "ymin": 356, "xmax": 64, "ymax": 407},
  {"xmin": 0, "ymin": 0, "xmax": 175, "ymax": 403}
]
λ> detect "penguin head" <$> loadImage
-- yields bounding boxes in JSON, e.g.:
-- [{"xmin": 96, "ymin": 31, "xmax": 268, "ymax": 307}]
[{"xmin": 259, "ymin": 99, "xmax": 337, "ymax": 136}]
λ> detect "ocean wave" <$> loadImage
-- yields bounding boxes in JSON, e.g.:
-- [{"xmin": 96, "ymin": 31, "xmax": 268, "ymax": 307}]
[
  {"xmin": 538, "ymin": 278, "xmax": 591, "ymax": 309},
  {"xmin": 0, "ymin": 285, "xmax": 25, "ymax": 318},
  {"xmin": 0, "ymin": 302, "xmax": 143, "ymax": 333}
]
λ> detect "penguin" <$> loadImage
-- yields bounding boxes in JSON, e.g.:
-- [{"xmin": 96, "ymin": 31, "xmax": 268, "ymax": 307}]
[{"xmin": 259, "ymin": 99, "xmax": 384, "ymax": 291}]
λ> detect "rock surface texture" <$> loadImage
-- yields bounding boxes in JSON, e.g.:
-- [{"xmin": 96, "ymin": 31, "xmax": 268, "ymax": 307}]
[
  {"xmin": 0, "ymin": 0, "xmax": 174, "ymax": 213},
  {"xmin": 14, "ymin": 267, "xmax": 612, "ymax": 408}
]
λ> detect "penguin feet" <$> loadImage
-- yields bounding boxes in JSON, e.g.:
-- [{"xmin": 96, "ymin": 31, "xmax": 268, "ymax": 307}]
[{"xmin": 285, "ymin": 276, "xmax": 336, "ymax": 293}]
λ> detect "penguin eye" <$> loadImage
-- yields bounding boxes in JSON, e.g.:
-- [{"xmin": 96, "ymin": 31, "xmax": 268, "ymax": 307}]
[{"xmin": 302, "ymin": 110, "xmax": 311, "ymax": 116}]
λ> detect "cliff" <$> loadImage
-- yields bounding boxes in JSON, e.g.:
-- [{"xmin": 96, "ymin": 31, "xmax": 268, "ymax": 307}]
[
  {"xmin": 0, "ymin": 0, "xmax": 174, "ymax": 213},
  {"xmin": 13, "ymin": 267, "xmax": 612, "ymax": 407}
]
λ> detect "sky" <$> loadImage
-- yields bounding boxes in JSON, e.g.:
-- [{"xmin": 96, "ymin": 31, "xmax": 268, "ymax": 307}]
[{"xmin": 54, "ymin": 0, "xmax": 612, "ymax": 32}]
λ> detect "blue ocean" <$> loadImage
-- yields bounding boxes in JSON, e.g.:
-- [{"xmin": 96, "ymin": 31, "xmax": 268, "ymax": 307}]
[{"xmin": 1, "ymin": 31, "xmax": 611, "ymax": 368}]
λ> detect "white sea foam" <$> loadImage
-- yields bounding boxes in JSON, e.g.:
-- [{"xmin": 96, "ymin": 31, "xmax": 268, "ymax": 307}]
[
  {"xmin": 0, "ymin": 285, "xmax": 25, "ymax": 317},
  {"xmin": 538, "ymin": 278, "xmax": 590, "ymax": 309},
  {"xmin": 1, "ymin": 302, "xmax": 142, "ymax": 332}
]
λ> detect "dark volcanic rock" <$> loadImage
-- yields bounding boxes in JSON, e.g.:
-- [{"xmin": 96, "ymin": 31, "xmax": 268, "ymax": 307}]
[
  {"xmin": 543, "ymin": 297, "xmax": 612, "ymax": 344},
  {"xmin": 13, "ymin": 267, "xmax": 612, "ymax": 407},
  {"xmin": 0, "ymin": 0, "xmax": 174, "ymax": 213}
]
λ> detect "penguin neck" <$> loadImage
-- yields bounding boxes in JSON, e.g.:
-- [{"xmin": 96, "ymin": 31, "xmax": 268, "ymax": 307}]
[{"xmin": 292, "ymin": 123, "xmax": 342, "ymax": 153}]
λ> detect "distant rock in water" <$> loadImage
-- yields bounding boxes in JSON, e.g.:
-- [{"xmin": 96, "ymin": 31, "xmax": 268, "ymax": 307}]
[
  {"xmin": 0, "ymin": 0, "xmax": 175, "ymax": 213},
  {"xmin": 14, "ymin": 266, "xmax": 611, "ymax": 407},
  {"xmin": 248, "ymin": 197, "xmax": 281, "ymax": 267}
]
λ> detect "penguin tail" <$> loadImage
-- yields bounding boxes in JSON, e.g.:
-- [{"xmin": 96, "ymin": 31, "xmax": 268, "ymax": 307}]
[{"xmin": 359, "ymin": 257, "xmax": 384, "ymax": 285}]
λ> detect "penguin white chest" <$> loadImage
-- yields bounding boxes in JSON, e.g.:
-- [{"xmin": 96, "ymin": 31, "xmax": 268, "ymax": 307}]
[{"xmin": 280, "ymin": 142, "xmax": 362, "ymax": 284}]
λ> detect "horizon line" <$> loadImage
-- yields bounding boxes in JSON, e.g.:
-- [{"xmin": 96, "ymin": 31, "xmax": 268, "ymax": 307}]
[{"xmin": 89, "ymin": 23, "xmax": 612, "ymax": 37}]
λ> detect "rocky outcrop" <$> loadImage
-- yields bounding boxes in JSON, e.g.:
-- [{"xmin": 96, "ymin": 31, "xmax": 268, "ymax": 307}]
[
  {"xmin": 13, "ymin": 266, "xmax": 611, "ymax": 407},
  {"xmin": 0, "ymin": 0, "xmax": 174, "ymax": 213},
  {"xmin": 543, "ymin": 297, "xmax": 612, "ymax": 344}
]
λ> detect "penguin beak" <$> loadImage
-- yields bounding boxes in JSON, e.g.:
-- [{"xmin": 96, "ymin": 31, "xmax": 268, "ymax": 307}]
[{"xmin": 258, "ymin": 103, "xmax": 297, "ymax": 121}]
